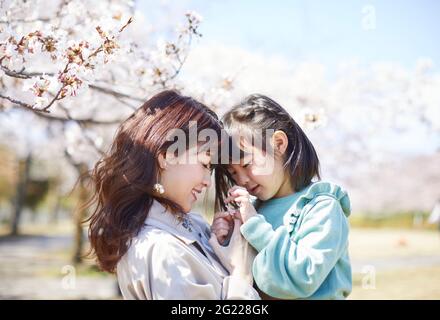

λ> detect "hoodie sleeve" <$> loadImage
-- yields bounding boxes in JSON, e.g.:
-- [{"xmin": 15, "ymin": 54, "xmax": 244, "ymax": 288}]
[{"xmin": 241, "ymin": 195, "xmax": 350, "ymax": 299}]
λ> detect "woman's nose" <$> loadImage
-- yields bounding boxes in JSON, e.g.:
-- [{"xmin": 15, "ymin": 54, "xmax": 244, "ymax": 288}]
[{"xmin": 202, "ymin": 174, "xmax": 212, "ymax": 188}]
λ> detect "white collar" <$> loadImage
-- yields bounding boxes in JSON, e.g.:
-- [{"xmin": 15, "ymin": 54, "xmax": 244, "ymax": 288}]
[
  {"xmin": 144, "ymin": 199, "xmax": 229, "ymax": 276},
  {"xmin": 145, "ymin": 199, "xmax": 197, "ymax": 245}
]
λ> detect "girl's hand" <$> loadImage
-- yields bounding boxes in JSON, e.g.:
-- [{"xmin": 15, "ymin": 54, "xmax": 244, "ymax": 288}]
[
  {"xmin": 225, "ymin": 186, "xmax": 258, "ymax": 223},
  {"xmin": 211, "ymin": 211, "xmax": 234, "ymax": 245}
]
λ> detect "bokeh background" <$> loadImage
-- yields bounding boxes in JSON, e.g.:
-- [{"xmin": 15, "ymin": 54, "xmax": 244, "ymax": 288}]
[{"xmin": 0, "ymin": 0, "xmax": 439, "ymax": 299}]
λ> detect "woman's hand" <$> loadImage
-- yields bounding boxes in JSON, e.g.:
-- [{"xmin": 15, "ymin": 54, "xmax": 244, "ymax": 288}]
[
  {"xmin": 225, "ymin": 186, "xmax": 258, "ymax": 223},
  {"xmin": 211, "ymin": 211, "xmax": 234, "ymax": 245},
  {"xmin": 209, "ymin": 218, "xmax": 256, "ymax": 284}
]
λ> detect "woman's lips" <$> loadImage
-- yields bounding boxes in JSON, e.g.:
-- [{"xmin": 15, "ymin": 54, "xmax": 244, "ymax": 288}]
[{"xmin": 191, "ymin": 189, "xmax": 201, "ymax": 201}]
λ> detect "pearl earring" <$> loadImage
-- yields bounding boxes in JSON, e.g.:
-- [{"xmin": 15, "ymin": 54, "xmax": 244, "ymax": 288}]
[
  {"xmin": 153, "ymin": 163, "xmax": 166, "ymax": 194},
  {"xmin": 153, "ymin": 183, "xmax": 165, "ymax": 194}
]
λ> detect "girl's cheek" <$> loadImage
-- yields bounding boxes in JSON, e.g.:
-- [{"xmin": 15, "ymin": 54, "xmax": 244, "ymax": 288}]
[
  {"xmin": 250, "ymin": 166, "xmax": 264, "ymax": 178},
  {"xmin": 256, "ymin": 158, "xmax": 276, "ymax": 175}
]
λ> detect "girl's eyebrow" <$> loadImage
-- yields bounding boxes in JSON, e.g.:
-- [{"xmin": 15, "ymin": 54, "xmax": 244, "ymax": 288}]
[{"xmin": 241, "ymin": 155, "xmax": 253, "ymax": 164}]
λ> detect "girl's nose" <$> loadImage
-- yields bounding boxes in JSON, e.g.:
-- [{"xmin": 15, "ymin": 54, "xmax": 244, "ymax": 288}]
[{"xmin": 236, "ymin": 171, "xmax": 250, "ymax": 186}]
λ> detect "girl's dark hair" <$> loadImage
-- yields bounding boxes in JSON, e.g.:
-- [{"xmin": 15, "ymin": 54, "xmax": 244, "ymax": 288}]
[
  {"xmin": 221, "ymin": 94, "xmax": 320, "ymax": 193},
  {"xmin": 84, "ymin": 90, "xmax": 223, "ymax": 273}
]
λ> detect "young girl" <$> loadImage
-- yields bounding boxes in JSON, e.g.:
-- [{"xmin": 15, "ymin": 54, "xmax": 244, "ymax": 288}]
[
  {"xmin": 211, "ymin": 94, "xmax": 352, "ymax": 300},
  {"xmin": 86, "ymin": 90, "xmax": 259, "ymax": 300}
]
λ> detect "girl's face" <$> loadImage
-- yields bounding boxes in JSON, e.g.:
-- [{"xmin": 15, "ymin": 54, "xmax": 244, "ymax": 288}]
[
  {"xmin": 159, "ymin": 146, "xmax": 213, "ymax": 213},
  {"xmin": 227, "ymin": 131, "xmax": 293, "ymax": 201},
  {"xmin": 227, "ymin": 145, "xmax": 290, "ymax": 201}
]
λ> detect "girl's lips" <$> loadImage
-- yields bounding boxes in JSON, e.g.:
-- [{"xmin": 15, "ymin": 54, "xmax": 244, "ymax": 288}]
[{"xmin": 249, "ymin": 184, "xmax": 260, "ymax": 194}]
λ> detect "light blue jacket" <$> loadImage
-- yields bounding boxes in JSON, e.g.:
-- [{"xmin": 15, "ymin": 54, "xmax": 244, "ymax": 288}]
[{"xmin": 240, "ymin": 181, "xmax": 352, "ymax": 299}]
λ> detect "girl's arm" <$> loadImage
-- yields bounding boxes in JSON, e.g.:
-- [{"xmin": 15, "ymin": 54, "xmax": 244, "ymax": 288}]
[{"xmin": 240, "ymin": 197, "xmax": 349, "ymax": 299}]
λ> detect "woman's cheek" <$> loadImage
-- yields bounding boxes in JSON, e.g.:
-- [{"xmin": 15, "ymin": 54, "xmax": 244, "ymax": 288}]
[{"xmin": 186, "ymin": 163, "xmax": 204, "ymax": 183}]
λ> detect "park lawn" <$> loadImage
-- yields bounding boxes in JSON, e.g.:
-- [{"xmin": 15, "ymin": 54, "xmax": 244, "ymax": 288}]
[{"xmin": 350, "ymin": 266, "xmax": 440, "ymax": 299}]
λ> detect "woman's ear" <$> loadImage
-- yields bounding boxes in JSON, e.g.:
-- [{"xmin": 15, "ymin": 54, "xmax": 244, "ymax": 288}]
[
  {"xmin": 272, "ymin": 130, "xmax": 288, "ymax": 156},
  {"xmin": 157, "ymin": 153, "xmax": 167, "ymax": 170}
]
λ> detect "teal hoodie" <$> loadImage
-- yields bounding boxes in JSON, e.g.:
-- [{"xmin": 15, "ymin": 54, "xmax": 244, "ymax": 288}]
[{"xmin": 240, "ymin": 181, "xmax": 352, "ymax": 299}]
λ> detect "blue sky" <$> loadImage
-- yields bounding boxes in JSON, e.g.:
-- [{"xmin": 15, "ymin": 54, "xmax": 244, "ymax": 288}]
[
  {"xmin": 140, "ymin": 0, "xmax": 440, "ymax": 71},
  {"xmin": 137, "ymin": 0, "xmax": 440, "ymax": 155}
]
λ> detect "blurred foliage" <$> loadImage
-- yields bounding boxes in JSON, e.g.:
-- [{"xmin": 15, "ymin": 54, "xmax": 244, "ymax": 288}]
[
  {"xmin": 24, "ymin": 179, "xmax": 50, "ymax": 211},
  {"xmin": 0, "ymin": 145, "xmax": 16, "ymax": 203}
]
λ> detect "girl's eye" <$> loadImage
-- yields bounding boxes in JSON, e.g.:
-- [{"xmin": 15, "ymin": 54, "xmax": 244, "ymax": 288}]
[
  {"xmin": 203, "ymin": 163, "xmax": 212, "ymax": 171},
  {"xmin": 242, "ymin": 162, "xmax": 251, "ymax": 168}
]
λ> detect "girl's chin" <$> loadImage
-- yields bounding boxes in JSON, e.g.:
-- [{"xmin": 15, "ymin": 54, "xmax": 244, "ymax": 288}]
[{"xmin": 256, "ymin": 192, "xmax": 270, "ymax": 201}]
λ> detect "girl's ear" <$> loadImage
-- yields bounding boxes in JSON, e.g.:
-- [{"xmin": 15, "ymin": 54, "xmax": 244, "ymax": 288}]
[{"xmin": 272, "ymin": 130, "xmax": 288, "ymax": 156}]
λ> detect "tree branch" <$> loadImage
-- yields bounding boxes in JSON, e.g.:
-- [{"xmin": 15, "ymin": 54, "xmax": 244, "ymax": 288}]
[
  {"xmin": 88, "ymin": 84, "xmax": 144, "ymax": 102},
  {"xmin": 0, "ymin": 93, "xmax": 50, "ymax": 113},
  {"xmin": 1, "ymin": 65, "xmax": 144, "ymax": 103}
]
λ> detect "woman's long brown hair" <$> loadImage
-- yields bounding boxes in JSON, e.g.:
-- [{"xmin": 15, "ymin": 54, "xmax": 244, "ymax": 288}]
[{"xmin": 84, "ymin": 90, "xmax": 224, "ymax": 273}]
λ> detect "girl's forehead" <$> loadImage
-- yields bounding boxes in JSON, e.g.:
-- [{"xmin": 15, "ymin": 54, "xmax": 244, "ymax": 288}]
[
  {"xmin": 227, "ymin": 133, "xmax": 254, "ymax": 154},
  {"xmin": 179, "ymin": 144, "xmax": 212, "ymax": 158}
]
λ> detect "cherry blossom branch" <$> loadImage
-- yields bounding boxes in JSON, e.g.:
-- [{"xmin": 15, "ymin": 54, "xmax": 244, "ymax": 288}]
[
  {"xmin": 1, "ymin": 16, "xmax": 134, "ymax": 112},
  {"xmin": 57, "ymin": 103, "xmax": 106, "ymax": 156},
  {"xmin": 0, "ymin": 64, "xmax": 144, "ymax": 103},
  {"xmin": 0, "ymin": 17, "xmax": 52, "ymax": 24},
  {"xmin": 88, "ymin": 84, "xmax": 144, "ymax": 102},
  {"xmin": 0, "ymin": 93, "xmax": 47, "ymax": 112},
  {"xmin": 0, "ymin": 65, "xmax": 53, "ymax": 79},
  {"xmin": 31, "ymin": 109, "xmax": 122, "ymax": 125}
]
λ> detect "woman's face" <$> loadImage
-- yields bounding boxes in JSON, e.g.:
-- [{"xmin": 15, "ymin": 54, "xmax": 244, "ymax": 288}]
[{"xmin": 159, "ymin": 146, "xmax": 213, "ymax": 213}]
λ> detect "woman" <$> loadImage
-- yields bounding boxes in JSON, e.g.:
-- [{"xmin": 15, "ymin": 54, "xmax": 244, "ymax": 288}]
[{"xmin": 85, "ymin": 90, "xmax": 259, "ymax": 300}]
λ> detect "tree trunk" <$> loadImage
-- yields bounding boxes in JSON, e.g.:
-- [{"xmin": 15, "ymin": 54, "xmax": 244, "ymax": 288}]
[
  {"xmin": 10, "ymin": 154, "xmax": 32, "ymax": 236},
  {"xmin": 50, "ymin": 184, "xmax": 62, "ymax": 225},
  {"xmin": 73, "ymin": 163, "xmax": 89, "ymax": 264}
]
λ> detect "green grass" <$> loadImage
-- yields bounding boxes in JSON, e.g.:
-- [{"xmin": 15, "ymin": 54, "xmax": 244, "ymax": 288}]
[
  {"xmin": 350, "ymin": 266, "xmax": 440, "ymax": 299},
  {"xmin": 349, "ymin": 211, "xmax": 438, "ymax": 230}
]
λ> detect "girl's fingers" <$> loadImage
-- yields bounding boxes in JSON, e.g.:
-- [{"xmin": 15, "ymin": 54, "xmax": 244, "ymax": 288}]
[
  {"xmin": 233, "ymin": 189, "xmax": 250, "ymax": 197},
  {"xmin": 232, "ymin": 196, "xmax": 252, "ymax": 206},
  {"xmin": 228, "ymin": 186, "xmax": 245, "ymax": 195},
  {"xmin": 224, "ymin": 192, "xmax": 250, "ymax": 204},
  {"xmin": 228, "ymin": 186, "xmax": 249, "ymax": 197},
  {"xmin": 224, "ymin": 196, "xmax": 236, "ymax": 204},
  {"xmin": 225, "ymin": 189, "xmax": 251, "ymax": 205}
]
